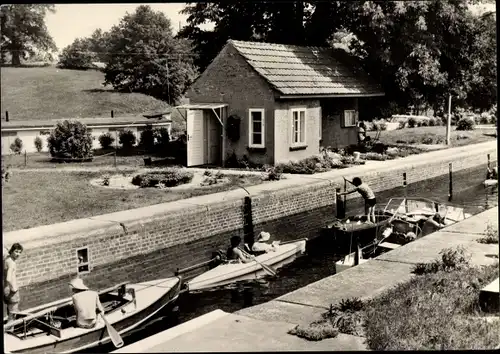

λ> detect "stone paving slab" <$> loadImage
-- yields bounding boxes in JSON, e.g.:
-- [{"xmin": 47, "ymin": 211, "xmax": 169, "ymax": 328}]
[
  {"xmin": 236, "ymin": 299, "xmax": 325, "ymax": 325},
  {"xmin": 142, "ymin": 312, "xmax": 368, "ymax": 352},
  {"xmin": 277, "ymin": 259, "xmax": 414, "ymax": 309},
  {"xmin": 442, "ymin": 207, "xmax": 498, "ymax": 234}
]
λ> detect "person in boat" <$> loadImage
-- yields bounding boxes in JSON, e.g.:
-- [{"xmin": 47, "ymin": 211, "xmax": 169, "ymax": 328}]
[
  {"xmin": 69, "ymin": 278, "xmax": 105, "ymax": 329},
  {"xmin": 339, "ymin": 177, "xmax": 377, "ymax": 224},
  {"xmin": 3, "ymin": 243, "xmax": 23, "ymax": 323},
  {"xmin": 226, "ymin": 236, "xmax": 255, "ymax": 263},
  {"xmin": 421, "ymin": 212, "xmax": 446, "ymax": 237},
  {"xmin": 251, "ymin": 231, "xmax": 279, "ymax": 254},
  {"xmin": 486, "ymin": 166, "xmax": 498, "ymax": 180}
]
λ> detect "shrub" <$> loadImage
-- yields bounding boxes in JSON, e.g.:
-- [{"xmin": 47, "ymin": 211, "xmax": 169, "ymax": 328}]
[
  {"xmin": 479, "ymin": 112, "xmax": 490, "ymax": 125},
  {"xmin": 262, "ymin": 166, "xmax": 283, "ymax": 181},
  {"xmin": 139, "ymin": 125, "xmax": 155, "ymax": 152},
  {"xmin": 118, "ymin": 130, "xmax": 137, "ymax": 148},
  {"xmin": 420, "ymin": 120, "xmax": 429, "ymax": 127},
  {"xmin": 47, "ymin": 120, "xmax": 93, "ymax": 160},
  {"xmin": 131, "ymin": 169, "xmax": 194, "ymax": 188},
  {"xmin": 417, "ymin": 121, "xmax": 423, "ymax": 127},
  {"xmin": 421, "ymin": 136, "xmax": 434, "ymax": 144},
  {"xmin": 9, "ymin": 137, "xmax": 23, "ymax": 154},
  {"xmin": 428, "ymin": 118, "xmax": 436, "ymax": 126},
  {"xmin": 408, "ymin": 117, "xmax": 417, "ymax": 128},
  {"xmin": 456, "ymin": 118, "xmax": 475, "ymax": 131},
  {"xmin": 154, "ymin": 127, "xmax": 171, "ymax": 156},
  {"xmin": 477, "ymin": 223, "xmax": 498, "ymax": 244},
  {"xmin": 102, "ymin": 174, "xmax": 111, "ymax": 186},
  {"xmin": 372, "ymin": 119, "xmax": 387, "ymax": 131},
  {"xmin": 361, "ymin": 152, "xmax": 390, "ymax": 161},
  {"xmin": 98, "ymin": 133, "xmax": 115, "ymax": 149},
  {"xmin": 398, "ymin": 121, "xmax": 406, "ymax": 129},
  {"xmin": 34, "ymin": 136, "xmax": 43, "ymax": 152},
  {"xmin": 412, "ymin": 246, "xmax": 470, "ymax": 275}
]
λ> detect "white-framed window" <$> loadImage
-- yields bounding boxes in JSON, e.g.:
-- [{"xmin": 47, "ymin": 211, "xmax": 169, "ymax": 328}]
[
  {"xmin": 248, "ymin": 109, "xmax": 265, "ymax": 148},
  {"xmin": 343, "ymin": 110, "xmax": 358, "ymax": 127},
  {"xmin": 291, "ymin": 108, "xmax": 307, "ymax": 147}
]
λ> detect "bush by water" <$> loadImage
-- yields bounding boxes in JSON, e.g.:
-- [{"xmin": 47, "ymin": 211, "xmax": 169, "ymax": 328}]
[{"xmin": 132, "ymin": 169, "xmax": 194, "ymax": 188}]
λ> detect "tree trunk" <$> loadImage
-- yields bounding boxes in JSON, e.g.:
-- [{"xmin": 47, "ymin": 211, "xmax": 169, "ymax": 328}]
[{"xmin": 11, "ymin": 50, "xmax": 21, "ymax": 66}]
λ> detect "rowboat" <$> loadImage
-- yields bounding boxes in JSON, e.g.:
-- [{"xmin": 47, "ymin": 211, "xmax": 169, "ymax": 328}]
[
  {"xmin": 185, "ymin": 239, "xmax": 307, "ymax": 292},
  {"xmin": 484, "ymin": 179, "xmax": 498, "ymax": 187},
  {"xmin": 4, "ymin": 277, "xmax": 182, "ymax": 354}
]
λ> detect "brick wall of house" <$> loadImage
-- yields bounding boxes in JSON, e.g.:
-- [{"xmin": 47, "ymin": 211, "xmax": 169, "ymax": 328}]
[
  {"xmin": 274, "ymin": 99, "xmax": 321, "ymax": 164},
  {"xmin": 186, "ymin": 43, "xmax": 278, "ymax": 165},
  {"xmin": 5, "ymin": 146, "xmax": 496, "ymax": 309},
  {"xmin": 320, "ymin": 97, "xmax": 359, "ymax": 149}
]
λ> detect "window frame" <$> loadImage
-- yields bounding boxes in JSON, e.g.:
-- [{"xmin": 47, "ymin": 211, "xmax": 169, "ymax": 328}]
[
  {"xmin": 290, "ymin": 107, "xmax": 307, "ymax": 147},
  {"xmin": 342, "ymin": 110, "xmax": 358, "ymax": 128},
  {"xmin": 248, "ymin": 108, "xmax": 265, "ymax": 148}
]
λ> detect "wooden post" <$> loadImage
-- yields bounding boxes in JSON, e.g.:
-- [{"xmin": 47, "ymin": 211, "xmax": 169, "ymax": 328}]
[
  {"xmin": 448, "ymin": 163, "xmax": 453, "ymax": 202},
  {"xmin": 243, "ymin": 196, "xmax": 254, "ymax": 247},
  {"xmin": 114, "ymin": 151, "xmax": 117, "ymax": 167},
  {"xmin": 24, "ymin": 150, "xmax": 27, "ymax": 167},
  {"xmin": 336, "ymin": 188, "xmax": 346, "ymax": 219},
  {"xmin": 111, "ymin": 110, "xmax": 114, "ymax": 118},
  {"xmin": 487, "ymin": 153, "xmax": 491, "ymax": 169},
  {"xmin": 5, "ymin": 111, "xmax": 9, "ymax": 122},
  {"xmin": 403, "ymin": 172, "xmax": 408, "ymax": 213},
  {"xmin": 446, "ymin": 94, "xmax": 452, "ymax": 145}
]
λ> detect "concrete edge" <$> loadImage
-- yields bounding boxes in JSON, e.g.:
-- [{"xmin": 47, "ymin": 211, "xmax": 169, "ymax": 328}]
[{"xmin": 111, "ymin": 309, "xmax": 230, "ymax": 353}]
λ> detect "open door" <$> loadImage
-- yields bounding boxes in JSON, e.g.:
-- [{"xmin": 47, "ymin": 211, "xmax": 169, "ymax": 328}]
[{"xmin": 187, "ymin": 109, "xmax": 205, "ymax": 166}]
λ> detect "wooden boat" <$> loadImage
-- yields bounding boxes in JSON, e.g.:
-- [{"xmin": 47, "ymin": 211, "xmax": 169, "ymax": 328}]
[
  {"xmin": 4, "ymin": 277, "xmax": 182, "ymax": 354},
  {"xmin": 185, "ymin": 239, "xmax": 307, "ymax": 292},
  {"xmin": 321, "ymin": 213, "xmax": 392, "ymax": 251}
]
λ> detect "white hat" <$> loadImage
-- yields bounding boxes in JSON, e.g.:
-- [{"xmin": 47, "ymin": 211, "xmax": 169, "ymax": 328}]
[
  {"xmin": 69, "ymin": 278, "xmax": 89, "ymax": 291},
  {"xmin": 257, "ymin": 231, "xmax": 270, "ymax": 242}
]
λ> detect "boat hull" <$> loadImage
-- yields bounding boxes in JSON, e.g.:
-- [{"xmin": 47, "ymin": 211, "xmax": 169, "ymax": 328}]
[
  {"xmin": 5, "ymin": 277, "xmax": 181, "ymax": 354},
  {"xmin": 186, "ymin": 240, "xmax": 306, "ymax": 292},
  {"xmin": 484, "ymin": 179, "xmax": 498, "ymax": 187}
]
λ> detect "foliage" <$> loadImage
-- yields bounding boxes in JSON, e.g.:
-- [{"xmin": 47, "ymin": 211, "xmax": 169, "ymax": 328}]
[
  {"xmin": 1, "ymin": 166, "xmax": 11, "ymax": 183},
  {"xmin": 0, "ymin": 5, "xmax": 57, "ymax": 65},
  {"xmin": 428, "ymin": 118, "xmax": 436, "ymax": 126},
  {"xmin": 139, "ymin": 125, "xmax": 156, "ymax": 152},
  {"xmin": 103, "ymin": 5, "xmax": 198, "ymax": 103},
  {"xmin": 9, "ymin": 137, "xmax": 23, "ymax": 154},
  {"xmin": 371, "ymin": 119, "xmax": 387, "ymax": 131},
  {"xmin": 118, "ymin": 130, "xmax": 137, "ymax": 148},
  {"xmin": 408, "ymin": 117, "xmax": 417, "ymax": 128},
  {"xmin": 102, "ymin": 174, "xmax": 110, "ymax": 186},
  {"xmin": 288, "ymin": 321, "xmax": 339, "ymax": 341},
  {"xmin": 34, "ymin": 136, "xmax": 43, "ymax": 152},
  {"xmin": 364, "ymin": 262, "xmax": 500, "ymax": 350},
  {"xmin": 98, "ymin": 132, "xmax": 115, "ymax": 149},
  {"xmin": 47, "ymin": 120, "xmax": 93, "ymax": 160},
  {"xmin": 57, "ymin": 38, "xmax": 98, "ymax": 70},
  {"xmin": 154, "ymin": 127, "xmax": 171, "ymax": 155},
  {"xmin": 261, "ymin": 165, "xmax": 283, "ymax": 181},
  {"xmin": 476, "ymin": 223, "xmax": 498, "ymax": 244},
  {"xmin": 131, "ymin": 169, "xmax": 194, "ymax": 188},
  {"xmin": 456, "ymin": 117, "xmax": 475, "ymax": 131},
  {"xmin": 200, "ymin": 170, "xmax": 226, "ymax": 186},
  {"xmin": 412, "ymin": 246, "xmax": 471, "ymax": 275}
]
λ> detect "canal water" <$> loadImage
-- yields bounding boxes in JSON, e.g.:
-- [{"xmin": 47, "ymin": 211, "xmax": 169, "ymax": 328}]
[{"xmin": 89, "ymin": 173, "xmax": 498, "ymax": 353}]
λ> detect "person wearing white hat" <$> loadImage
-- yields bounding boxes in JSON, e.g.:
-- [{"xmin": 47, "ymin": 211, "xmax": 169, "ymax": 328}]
[
  {"xmin": 69, "ymin": 278, "xmax": 105, "ymax": 329},
  {"xmin": 251, "ymin": 231, "xmax": 279, "ymax": 254}
]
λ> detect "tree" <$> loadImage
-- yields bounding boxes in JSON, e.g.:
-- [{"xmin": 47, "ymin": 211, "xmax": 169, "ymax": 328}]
[
  {"xmin": 47, "ymin": 120, "xmax": 93, "ymax": 160},
  {"xmin": 0, "ymin": 4, "xmax": 57, "ymax": 65},
  {"xmin": 103, "ymin": 5, "xmax": 198, "ymax": 104},
  {"xmin": 57, "ymin": 38, "xmax": 97, "ymax": 70}
]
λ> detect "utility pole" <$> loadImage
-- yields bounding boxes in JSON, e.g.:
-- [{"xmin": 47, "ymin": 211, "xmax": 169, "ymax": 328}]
[
  {"xmin": 446, "ymin": 94, "xmax": 452, "ymax": 145},
  {"xmin": 166, "ymin": 58, "xmax": 170, "ymax": 105}
]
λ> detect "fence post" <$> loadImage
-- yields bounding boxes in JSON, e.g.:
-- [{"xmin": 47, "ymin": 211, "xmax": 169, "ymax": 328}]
[
  {"xmin": 335, "ymin": 188, "xmax": 346, "ymax": 219},
  {"xmin": 111, "ymin": 110, "xmax": 114, "ymax": 118},
  {"xmin": 24, "ymin": 150, "xmax": 27, "ymax": 167},
  {"xmin": 448, "ymin": 163, "xmax": 453, "ymax": 202},
  {"xmin": 487, "ymin": 153, "xmax": 491, "ymax": 169},
  {"xmin": 243, "ymin": 196, "xmax": 254, "ymax": 247},
  {"xmin": 403, "ymin": 172, "xmax": 409, "ymax": 213},
  {"xmin": 5, "ymin": 111, "xmax": 9, "ymax": 122},
  {"xmin": 114, "ymin": 151, "xmax": 117, "ymax": 168}
]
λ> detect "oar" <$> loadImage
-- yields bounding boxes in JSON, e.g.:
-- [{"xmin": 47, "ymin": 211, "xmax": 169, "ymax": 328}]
[
  {"xmin": 240, "ymin": 249, "xmax": 277, "ymax": 277},
  {"xmin": 343, "ymin": 176, "xmax": 355, "ymax": 185},
  {"xmin": 100, "ymin": 313, "xmax": 124, "ymax": 348}
]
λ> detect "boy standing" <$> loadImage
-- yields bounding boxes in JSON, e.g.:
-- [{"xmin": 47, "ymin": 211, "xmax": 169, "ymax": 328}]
[
  {"xmin": 4, "ymin": 243, "xmax": 23, "ymax": 322},
  {"xmin": 339, "ymin": 177, "xmax": 377, "ymax": 223}
]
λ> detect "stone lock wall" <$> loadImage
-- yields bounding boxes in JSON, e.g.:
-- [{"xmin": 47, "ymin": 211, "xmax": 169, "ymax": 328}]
[{"xmin": 4, "ymin": 143, "xmax": 496, "ymax": 309}]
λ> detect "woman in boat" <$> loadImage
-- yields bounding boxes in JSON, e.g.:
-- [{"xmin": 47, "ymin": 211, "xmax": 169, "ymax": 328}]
[
  {"xmin": 251, "ymin": 231, "xmax": 279, "ymax": 255},
  {"xmin": 226, "ymin": 236, "xmax": 254, "ymax": 263},
  {"xmin": 421, "ymin": 213, "xmax": 446, "ymax": 237},
  {"xmin": 70, "ymin": 278, "xmax": 105, "ymax": 329},
  {"xmin": 4, "ymin": 243, "xmax": 23, "ymax": 323},
  {"xmin": 339, "ymin": 177, "xmax": 377, "ymax": 224}
]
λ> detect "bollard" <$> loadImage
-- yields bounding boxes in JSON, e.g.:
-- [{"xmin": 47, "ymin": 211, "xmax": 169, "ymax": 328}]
[
  {"xmin": 487, "ymin": 154, "xmax": 491, "ymax": 169},
  {"xmin": 448, "ymin": 163, "xmax": 453, "ymax": 202},
  {"xmin": 5, "ymin": 111, "xmax": 9, "ymax": 122},
  {"xmin": 403, "ymin": 172, "xmax": 409, "ymax": 213},
  {"xmin": 24, "ymin": 150, "xmax": 27, "ymax": 167},
  {"xmin": 111, "ymin": 110, "xmax": 114, "ymax": 118},
  {"xmin": 336, "ymin": 188, "xmax": 346, "ymax": 219},
  {"xmin": 114, "ymin": 151, "xmax": 117, "ymax": 168},
  {"xmin": 243, "ymin": 196, "xmax": 254, "ymax": 247}
]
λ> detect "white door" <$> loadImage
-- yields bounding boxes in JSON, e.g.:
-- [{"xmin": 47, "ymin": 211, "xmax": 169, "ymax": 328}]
[{"xmin": 187, "ymin": 109, "xmax": 205, "ymax": 166}]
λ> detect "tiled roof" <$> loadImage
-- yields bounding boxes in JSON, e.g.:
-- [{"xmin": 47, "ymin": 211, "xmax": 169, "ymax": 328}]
[{"xmin": 229, "ymin": 40, "xmax": 384, "ymax": 97}]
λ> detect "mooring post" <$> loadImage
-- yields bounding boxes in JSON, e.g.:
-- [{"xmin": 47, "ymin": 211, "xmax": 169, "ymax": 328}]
[
  {"xmin": 5, "ymin": 111, "xmax": 9, "ymax": 122},
  {"xmin": 24, "ymin": 150, "xmax": 27, "ymax": 167},
  {"xmin": 403, "ymin": 172, "xmax": 409, "ymax": 213},
  {"xmin": 113, "ymin": 151, "xmax": 117, "ymax": 168},
  {"xmin": 487, "ymin": 153, "xmax": 491, "ymax": 169},
  {"xmin": 448, "ymin": 162, "xmax": 453, "ymax": 202},
  {"xmin": 336, "ymin": 188, "xmax": 346, "ymax": 219},
  {"xmin": 243, "ymin": 196, "xmax": 254, "ymax": 247},
  {"xmin": 111, "ymin": 110, "xmax": 114, "ymax": 118}
]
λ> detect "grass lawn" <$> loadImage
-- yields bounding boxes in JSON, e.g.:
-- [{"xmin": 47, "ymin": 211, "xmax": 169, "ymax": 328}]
[
  {"xmin": 0, "ymin": 66, "xmax": 171, "ymax": 120},
  {"xmin": 2, "ymin": 170, "xmax": 265, "ymax": 232},
  {"xmin": 368, "ymin": 126, "xmax": 497, "ymax": 147}
]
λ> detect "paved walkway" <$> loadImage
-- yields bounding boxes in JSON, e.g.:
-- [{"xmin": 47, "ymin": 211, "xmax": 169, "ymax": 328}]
[{"xmin": 112, "ymin": 207, "xmax": 498, "ymax": 352}]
